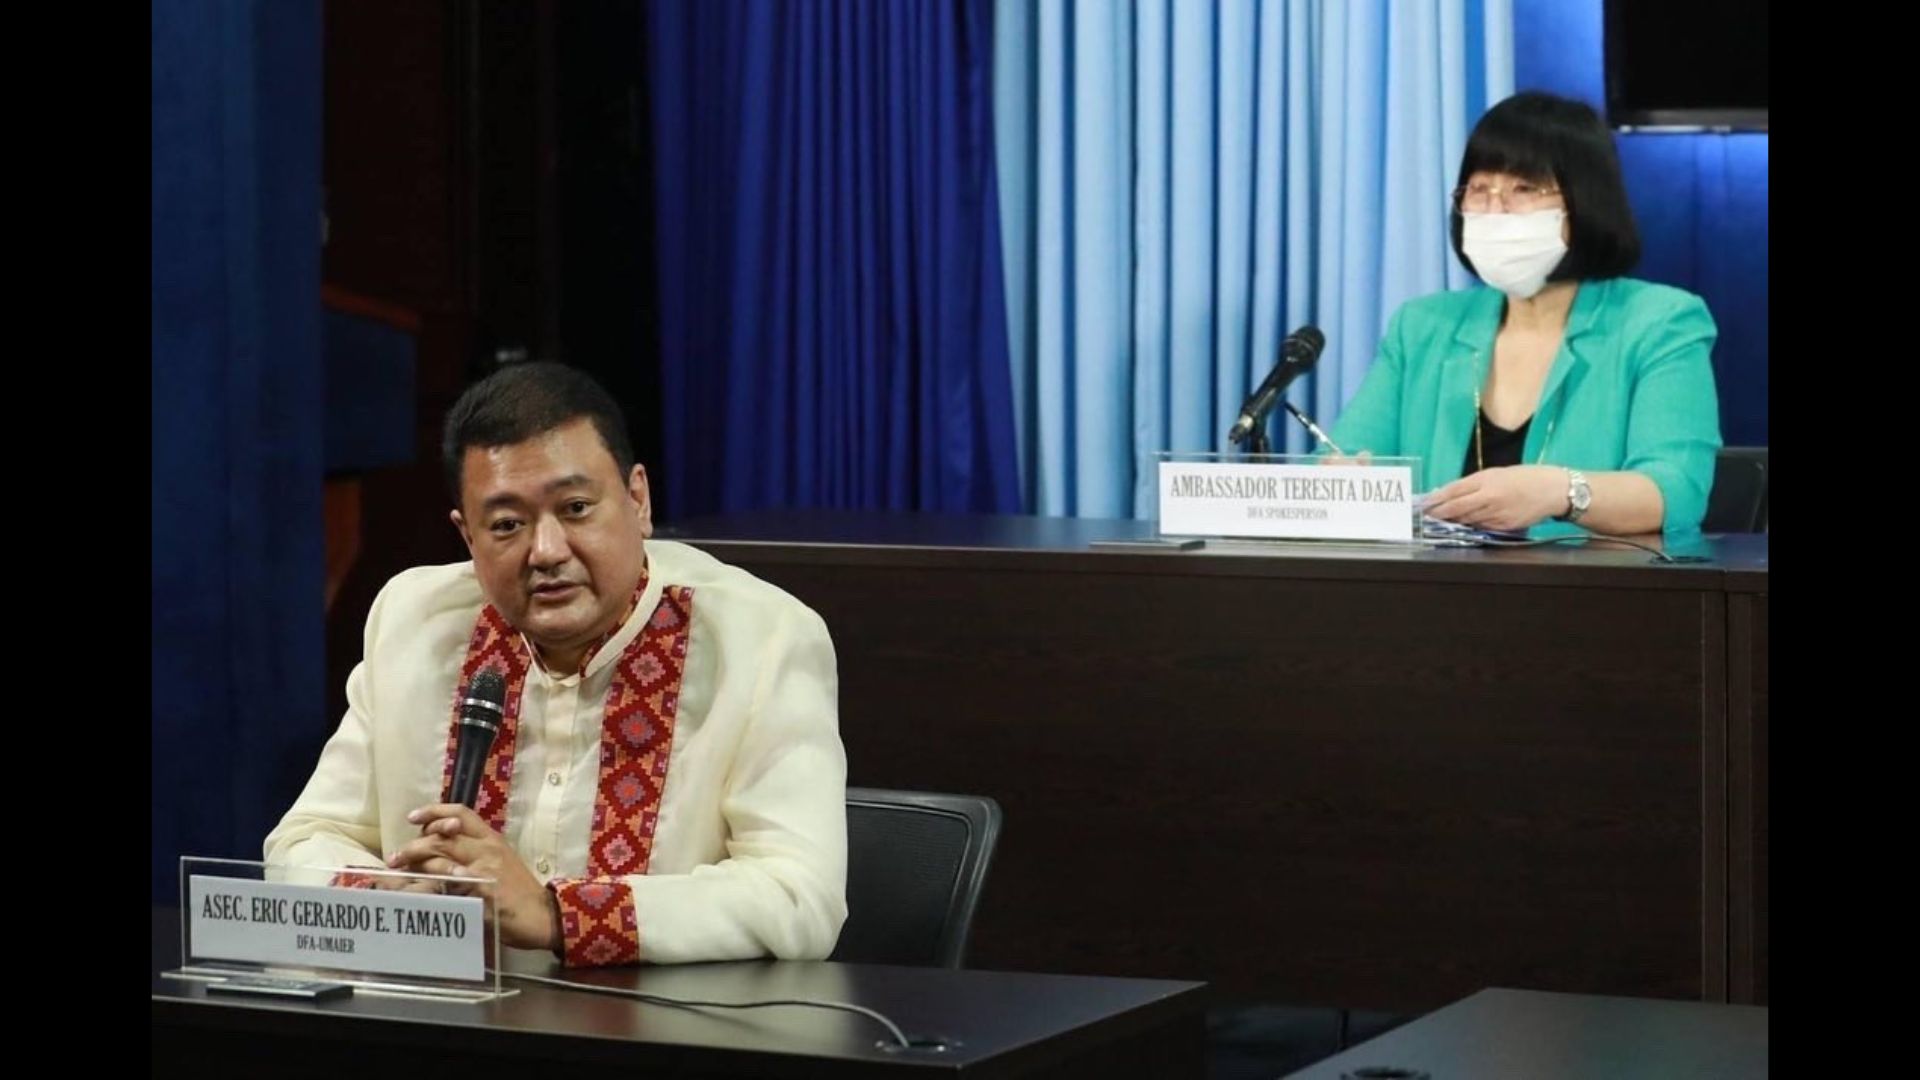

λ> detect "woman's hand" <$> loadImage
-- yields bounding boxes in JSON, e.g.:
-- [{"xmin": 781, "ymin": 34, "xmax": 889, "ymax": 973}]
[{"xmin": 1422, "ymin": 466, "xmax": 1568, "ymax": 532}]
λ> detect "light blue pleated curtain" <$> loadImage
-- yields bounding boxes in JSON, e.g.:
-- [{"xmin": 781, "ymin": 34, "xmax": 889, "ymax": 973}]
[{"xmin": 994, "ymin": 0, "xmax": 1513, "ymax": 517}]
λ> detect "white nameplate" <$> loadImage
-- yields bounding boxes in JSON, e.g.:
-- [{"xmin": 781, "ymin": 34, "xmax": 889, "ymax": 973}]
[
  {"xmin": 1159, "ymin": 461, "xmax": 1415, "ymax": 541},
  {"xmin": 188, "ymin": 874, "xmax": 486, "ymax": 982}
]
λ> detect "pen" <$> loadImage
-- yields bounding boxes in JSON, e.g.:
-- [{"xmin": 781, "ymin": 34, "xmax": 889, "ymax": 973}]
[{"xmin": 1284, "ymin": 402, "xmax": 1347, "ymax": 457}]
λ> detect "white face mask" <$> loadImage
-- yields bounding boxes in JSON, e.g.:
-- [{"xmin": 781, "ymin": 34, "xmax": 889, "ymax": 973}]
[{"xmin": 1461, "ymin": 209, "xmax": 1567, "ymax": 300}]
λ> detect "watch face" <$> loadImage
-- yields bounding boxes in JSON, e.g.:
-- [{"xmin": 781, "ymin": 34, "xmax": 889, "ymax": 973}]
[{"xmin": 1571, "ymin": 480, "xmax": 1592, "ymax": 511}]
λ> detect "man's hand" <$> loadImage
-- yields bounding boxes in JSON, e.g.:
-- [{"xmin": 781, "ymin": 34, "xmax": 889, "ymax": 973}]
[
  {"xmin": 387, "ymin": 803, "xmax": 560, "ymax": 952},
  {"xmin": 363, "ymin": 872, "xmax": 443, "ymax": 895}
]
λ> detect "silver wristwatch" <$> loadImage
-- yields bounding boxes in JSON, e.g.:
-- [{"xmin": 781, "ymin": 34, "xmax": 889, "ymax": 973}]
[{"xmin": 1561, "ymin": 469, "xmax": 1592, "ymax": 523}]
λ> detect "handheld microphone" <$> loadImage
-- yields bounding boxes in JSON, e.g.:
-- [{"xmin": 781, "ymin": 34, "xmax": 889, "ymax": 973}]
[
  {"xmin": 1227, "ymin": 325, "xmax": 1326, "ymax": 446},
  {"xmin": 447, "ymin": 669, "xmax": 507, "ymax": 808}
]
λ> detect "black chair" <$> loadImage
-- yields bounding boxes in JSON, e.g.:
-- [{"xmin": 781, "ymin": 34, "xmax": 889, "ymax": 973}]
[
  {"xmin": 829, "ymin": 787, "xmax": 1002, "ymax": 968},
  {"xmin": 1703, "ymin": 446, "xmax": 1768, "ymax": 533}
]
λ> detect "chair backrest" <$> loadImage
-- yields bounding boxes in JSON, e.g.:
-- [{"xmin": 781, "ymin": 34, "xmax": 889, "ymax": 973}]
[
  {"xmin": 830, "ymin": 787, "xmax": 1003, "ymax": 968},
  {"xmin": 1703, "ymin": 446, "xmax": 1768, "ymax": 533}
]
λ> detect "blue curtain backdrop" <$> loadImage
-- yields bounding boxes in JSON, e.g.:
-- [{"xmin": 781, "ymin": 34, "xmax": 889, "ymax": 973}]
[
  {"xmin": 645, "ymin": 0, "xmax": 1021, "ymax": 518},
  {"xmin": 152, "ymin": 0, "xmax": 326, "ymax": 899},
  {"xmin": 994, "ymin": 0, "xmax": 1514, "ymax": 518},
  {"xmin": 1514, "ymin": 0, "xmax": 1767, "ymax": 448}
]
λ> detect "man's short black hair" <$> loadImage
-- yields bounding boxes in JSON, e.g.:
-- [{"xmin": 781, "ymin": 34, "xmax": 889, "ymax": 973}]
[
  {"xmin": 1451, "ymin": 91, "xmax": 1642, "ymax": 283},
  {"xmin": 441, "ymin": 362, "xmax": 636, "ymax": 505}
]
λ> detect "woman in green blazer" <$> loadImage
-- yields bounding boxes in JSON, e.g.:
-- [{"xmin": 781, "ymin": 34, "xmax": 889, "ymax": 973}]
[{"xmin": 1326, "ymin": 92, "xmax": 1721, "ymax": 535}]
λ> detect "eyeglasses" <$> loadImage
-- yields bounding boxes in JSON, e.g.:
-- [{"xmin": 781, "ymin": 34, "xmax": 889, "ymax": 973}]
[{"xmin": 1453, "ymin": 180, "xmax": 1562, "ymax": 213}]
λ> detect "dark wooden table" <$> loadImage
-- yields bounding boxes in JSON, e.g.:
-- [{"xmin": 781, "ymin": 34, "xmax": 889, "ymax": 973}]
[
  {"xmin": 152, "ymin": 910, "xmax": 1208, "ymax": 1078},
  {"xmin": 659, "ymin": 511, "xmax": 1769, "ymax": 1011},
  {"xmin": 1284, "ymin": 987, "xmax": 1767, "ymax": 1078}
]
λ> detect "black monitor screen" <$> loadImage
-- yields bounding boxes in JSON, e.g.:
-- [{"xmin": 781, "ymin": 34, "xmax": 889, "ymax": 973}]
[{"xmin": 1605, "ymin": 0, "xmax": 1768, "ymax": 129}]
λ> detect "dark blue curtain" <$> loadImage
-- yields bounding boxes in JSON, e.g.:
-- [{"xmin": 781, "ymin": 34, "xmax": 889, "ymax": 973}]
[
  {"xmin": 152, "ymin": 0, "xmax": 325, "ymax": 900},
  {"xmin": 645, "ymin": 0, "xmax": 1021, "ymax": 517}
]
